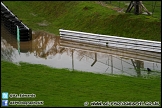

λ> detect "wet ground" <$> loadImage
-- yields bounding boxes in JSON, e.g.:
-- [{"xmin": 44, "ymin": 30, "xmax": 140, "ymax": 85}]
[{"xmin": 1, "ymin": 23, "xmax": 161, "ymax": 77}]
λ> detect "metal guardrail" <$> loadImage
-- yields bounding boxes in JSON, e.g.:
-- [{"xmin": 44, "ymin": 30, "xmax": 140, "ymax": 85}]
[{"xmin": 59, "ymin": 29, "xmax": 161, "ymax": 53}]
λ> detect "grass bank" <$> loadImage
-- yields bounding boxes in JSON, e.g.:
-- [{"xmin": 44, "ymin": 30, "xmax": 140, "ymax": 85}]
[
  {"xmin": 1, "ymin": 61, "xmax": 161, "ymax": 107},
  {"xmin": 3, "ymin": 1, "xmax": 161, "ymax": 41}
]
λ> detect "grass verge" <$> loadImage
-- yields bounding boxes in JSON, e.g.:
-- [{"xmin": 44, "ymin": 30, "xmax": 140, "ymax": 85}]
[{"xmin": 1, "ymin": 60, "xmax": 161, "ymax": 107}]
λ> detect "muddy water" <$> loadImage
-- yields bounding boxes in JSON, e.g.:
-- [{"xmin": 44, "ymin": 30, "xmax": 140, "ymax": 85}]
[{"xmin": 1, "ymin": 24, "xmax": 161, "ymax": 77}]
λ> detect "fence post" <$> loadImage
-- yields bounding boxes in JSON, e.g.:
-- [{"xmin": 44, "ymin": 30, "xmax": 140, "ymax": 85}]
[
  {"xmin": 16, "ymin": 25, "xmax": 20, "ymax": 54},
  {"xmin": 16, "ymin": 25, "xmax": 20, "ymax": 42}
]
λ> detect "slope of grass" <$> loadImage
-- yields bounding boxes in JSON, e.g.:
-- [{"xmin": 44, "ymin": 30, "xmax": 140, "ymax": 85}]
[
  {"xmin": 1, "ymin": 60, "xmax": 161, "ymax": 107},
  {"xmin": 3, "ymin": 1, "xmax": 161, "ymax": 41}
]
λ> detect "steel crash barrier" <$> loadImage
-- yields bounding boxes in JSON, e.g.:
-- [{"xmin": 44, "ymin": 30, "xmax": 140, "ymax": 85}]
[
  {"xmin": 59, "ymin": 29, "xmax": 161, "ymax": 53},
  {"xmin": 1, "ymin": 2, "xmax": 32, "ymax": 41}
]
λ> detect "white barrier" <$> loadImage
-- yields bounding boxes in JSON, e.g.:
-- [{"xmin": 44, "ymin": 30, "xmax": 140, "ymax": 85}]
[{"xmin": 59, "ymin": 29, "xmax": 161, "ymax": 53}]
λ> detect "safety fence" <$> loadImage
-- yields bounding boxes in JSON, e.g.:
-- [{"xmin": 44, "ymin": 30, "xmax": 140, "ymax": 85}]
[{"xmin": 59, "ymin": 29, "xmax": 161, "ymax": 53}]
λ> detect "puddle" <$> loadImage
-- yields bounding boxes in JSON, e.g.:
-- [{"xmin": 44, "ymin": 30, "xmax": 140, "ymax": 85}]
[{"xmin": 1, "ymin": 23, "xmax": 161, "ymax": 78}]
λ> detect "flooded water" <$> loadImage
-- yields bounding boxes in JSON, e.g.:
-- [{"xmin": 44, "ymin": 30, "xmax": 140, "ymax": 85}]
[{"xmin": 1, "ymin": 23, "xmax": 161, "ymax": 77}]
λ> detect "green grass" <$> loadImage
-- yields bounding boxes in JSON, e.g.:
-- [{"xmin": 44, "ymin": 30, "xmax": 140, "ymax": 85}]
[
  {"xmin": 3, "ymin": 1, "xmax": 161, "ymax": 41},
  {"xmin": 1, "ymin": 60, "xmax": 161, "ymax": 107}
]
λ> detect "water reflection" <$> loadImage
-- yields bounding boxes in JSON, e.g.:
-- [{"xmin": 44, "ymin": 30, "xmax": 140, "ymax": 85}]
[
  {"xmin": 60, "ymin": 38, "xmax": 161, "ymax": 77},
  {"xmin": 1, "ymin": 24, "xmax": 161, "ymax": 77},
  {"xmin": 1, "ymin": 37, "xmax": 16, "ymax": 62}
]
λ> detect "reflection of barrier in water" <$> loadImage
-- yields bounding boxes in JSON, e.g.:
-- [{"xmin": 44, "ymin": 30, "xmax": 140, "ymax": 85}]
[
  {"xmin": 74, "ymin": 49, "xmax": 160, "ymax": 76},
  {"xmin": 17, "ymin": 41, "xmax": 20, "ymax": 55},
  {"xmin": 72, "ymin": 49, "xmax": 74, "ymax": 71},
  {"xmin": 131, "ymin": 59, "xmax": 144, "ymax": 77},
  {"xmin": 1, "ymin": 24, "xmax": 161, "ymax": 77},
  {"xmin": 60, "ymin": 39, "xmax": 161, "ymax": 63},
  {"xmin": 1, "ymin": 37, "xmax": 16, "ymax": 62},
  {"xmin": 81, "ymin": 53, "xmax": 132, "ymax": 75},
  {"xmin": 91, "ymin": 53, "xmax": 97, "ymax": 67},
  {"xmin": 111, "ymin": 55, "xmax": 113, "ymax": 74},
  {"xmin": 60, "ymin": 39, "xmax": 161, "ymax": 77}
]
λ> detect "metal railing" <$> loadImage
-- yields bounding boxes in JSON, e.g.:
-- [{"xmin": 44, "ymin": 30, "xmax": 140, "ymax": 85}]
[{"xmin": 59, "ymin": 29, "xmax": 161, "ymax": 53}]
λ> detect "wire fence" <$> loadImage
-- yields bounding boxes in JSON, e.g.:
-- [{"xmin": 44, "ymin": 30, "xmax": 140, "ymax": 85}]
[{"xmin": 103, "ymin": 1, "xmax": 161, "ymax": 19}]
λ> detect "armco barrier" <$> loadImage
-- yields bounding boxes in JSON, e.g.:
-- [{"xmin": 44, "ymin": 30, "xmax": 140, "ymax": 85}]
[
  {"xmin": 59, "ymin": 29, "xmax": 161, "ymax": 53},
  {"xmin": 1, "ymin": 2, "xmax": 32, "ymax": 41}
]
